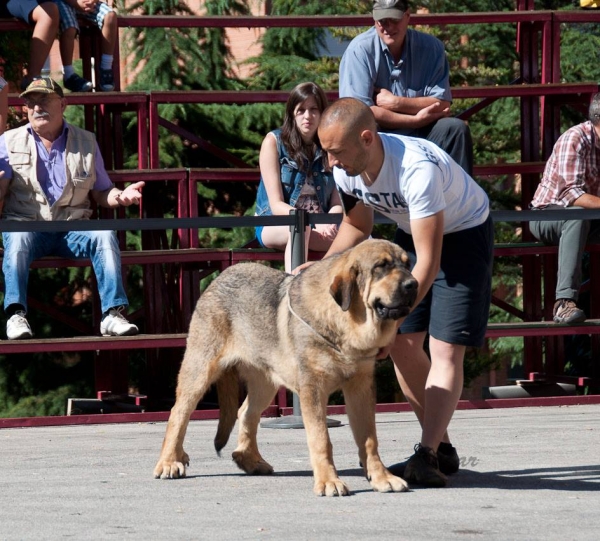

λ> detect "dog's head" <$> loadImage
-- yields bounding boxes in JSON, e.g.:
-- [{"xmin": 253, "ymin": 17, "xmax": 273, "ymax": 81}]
[{"xmin": 329, "ymin": 239, "xmax": 418, "ymax": 321}]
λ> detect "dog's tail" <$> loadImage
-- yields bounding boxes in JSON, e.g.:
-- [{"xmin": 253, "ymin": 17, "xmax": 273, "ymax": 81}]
[{"xmin": 214, "ymin": 366, "xmax": 240, "ymax": 455}]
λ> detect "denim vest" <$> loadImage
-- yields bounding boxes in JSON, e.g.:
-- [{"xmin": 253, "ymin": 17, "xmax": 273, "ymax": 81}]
[{"xmin": 255, "ymin": 129, "xmax": 336, "ymax": 217}]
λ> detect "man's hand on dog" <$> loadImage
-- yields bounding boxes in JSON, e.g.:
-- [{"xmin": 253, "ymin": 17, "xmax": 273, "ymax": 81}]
[{"xmin": 292, "ymin": 261, "xmax": 315, "ymax": 274}]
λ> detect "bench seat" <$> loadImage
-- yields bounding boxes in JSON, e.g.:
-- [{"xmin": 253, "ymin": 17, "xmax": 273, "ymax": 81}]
[
  {"xmin": 0, "ymin": 333, "xmax": 187, "ymax": 355},
  {"xmin": 0, "ymin": 248, "xmax": 232, "ymax": 269},
  {"xmin": 486, "ymin": 319, "xmax": 600, "ymax": 338}
]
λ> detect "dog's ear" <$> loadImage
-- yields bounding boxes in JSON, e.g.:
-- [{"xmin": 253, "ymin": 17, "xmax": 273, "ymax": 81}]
[
  {"xmin": 400, "ymin": 250, "xmax": 410, "ymax": 266},
  {"xmin": 330, "ymin": 268, "xmax": 357, "ymax": 311}
]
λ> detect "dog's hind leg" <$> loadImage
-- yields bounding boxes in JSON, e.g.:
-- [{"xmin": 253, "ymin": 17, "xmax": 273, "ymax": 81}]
[
  {"xmin": 231, "ymin": 367, "xmax": 278, "ymax": 475},
  {"xmin": 154, "ymin": 343, "xmax": 225, "ymax": 480},
  {"xmin": 342, "ymin": 372, "xmax": 408, "ymax": 493}
]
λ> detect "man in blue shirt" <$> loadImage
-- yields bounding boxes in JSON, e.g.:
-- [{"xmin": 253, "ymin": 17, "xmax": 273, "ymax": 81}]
[
  {"xmin": 0, "ymin": 78, "xmax": 144, "ymax": 340},
  {"xmin": 339, "ymin": 0, "xmax": 473, "ymax": 175}
]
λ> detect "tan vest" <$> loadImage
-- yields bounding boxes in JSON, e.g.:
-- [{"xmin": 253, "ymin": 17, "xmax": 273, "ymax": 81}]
[{"xmin": 2, "ymin": 123, "xmax": 100, "ymax": 221}]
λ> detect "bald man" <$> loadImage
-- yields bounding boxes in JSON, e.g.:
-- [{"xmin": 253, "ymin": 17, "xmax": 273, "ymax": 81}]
[{"xmin": 317, "ymin": 98, "xmax": 493, "ymax": 487}]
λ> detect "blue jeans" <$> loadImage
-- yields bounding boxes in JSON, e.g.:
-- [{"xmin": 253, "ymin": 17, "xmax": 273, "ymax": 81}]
[{"xmin": 2, "ymin": 230, "xmax": 129, "ymax": 314}]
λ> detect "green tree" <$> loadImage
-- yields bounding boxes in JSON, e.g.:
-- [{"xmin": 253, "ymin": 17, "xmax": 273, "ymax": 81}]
[
  {"xmin": 119, "ymin": 0, "xmax": 250, "ymax": 169},
  {"xmin": 246, "ymin": 0, "xmax": 357, "ymax": 90},
  {"xmin": 121, "ymin": 0, "xmax": 247, "ymax": 92}
]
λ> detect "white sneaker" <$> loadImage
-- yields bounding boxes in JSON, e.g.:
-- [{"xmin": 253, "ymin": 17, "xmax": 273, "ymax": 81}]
[
  {"xmin": 100, "ymin": 307, "xmax": 139, "ymax": 337},
  {"xmin": 7, "ymin": 311, "xmax": 33, "ymax": 340}
]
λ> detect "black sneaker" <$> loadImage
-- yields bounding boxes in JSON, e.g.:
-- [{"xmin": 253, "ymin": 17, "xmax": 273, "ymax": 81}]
[
  {"xmin": 437, "ymin": 442, "xmax": 460, "ymax": 475},
  {"xmin": 402, "ymin": 443, "xmax": 448, "ymax": 487},
  {"xmin": 63, "ymin": 73, "xmax": 93, "ymax": 93},
  {"xmin": 553, "ymin": 299, "xmax": 586, "ymax": 324},
  {"xmin": 99, "ymin": 68, "xmax": 115, "ymax": 91},
  {"xmin": 388, "ymin": 442, "xmax": 459, "ymax": 477}
]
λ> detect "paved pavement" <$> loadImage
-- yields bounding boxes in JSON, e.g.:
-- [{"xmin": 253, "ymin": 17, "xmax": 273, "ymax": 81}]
[{"xmin": 1, "ymin": 404, "xmax": 599, "ymax": 540}]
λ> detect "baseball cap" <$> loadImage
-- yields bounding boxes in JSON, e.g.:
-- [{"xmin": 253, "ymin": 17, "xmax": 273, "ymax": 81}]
[
  {"xmin": 373, "ymin": 0, "xmax": 409, "ymax": 21},
  {"xmin": 19, "ymin": 77, "xmax": 64, "ymax": 99}
]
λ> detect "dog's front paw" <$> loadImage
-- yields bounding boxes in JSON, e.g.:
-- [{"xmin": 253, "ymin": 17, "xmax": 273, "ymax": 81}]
[
  {"xmin": 153, "ymin": 456, "xmax": 188, "ymax": 479},
  {"xmin": 369, "ymin": 470, "xmax": 409, "ymax": 493},
  {"xmin": 314, "ymin": 478, "xmax": 350, "ymax": 497}
]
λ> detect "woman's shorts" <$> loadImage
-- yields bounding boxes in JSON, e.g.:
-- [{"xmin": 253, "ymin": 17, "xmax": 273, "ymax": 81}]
[{"xmin": 255, "ymin": 226, "xmax": 266, "ymax": 248}]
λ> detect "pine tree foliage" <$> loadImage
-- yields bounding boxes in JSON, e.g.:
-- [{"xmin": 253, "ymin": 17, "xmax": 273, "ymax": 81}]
[
  {"xmin": 122, "ymin": 0, "xmax": 248, "ymax": 92},
  {"xmin": 247, "ymin": 0, "xmax": 356, "ymax": 89},
  {"xmin": 118, "ymin": 0, "xmax": 251, "ymax": 169},
  {"xmin": 262, "ymin": 0, "xmax": 335, "ymax": 58}
]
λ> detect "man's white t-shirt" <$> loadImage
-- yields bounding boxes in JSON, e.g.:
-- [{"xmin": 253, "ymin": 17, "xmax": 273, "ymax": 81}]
[{"xmin": 334, "ymin": 133, "xmax": 489, "ymax": 235}]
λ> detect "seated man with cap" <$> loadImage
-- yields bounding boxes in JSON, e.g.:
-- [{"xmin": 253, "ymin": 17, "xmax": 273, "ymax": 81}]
[
  {"xmin": 339, "ymin": 0, "xmax": 473, "ymax": 175},
  {"xmin": 0, "ymin": 78, "xmax": 144, "ymax": 340}
]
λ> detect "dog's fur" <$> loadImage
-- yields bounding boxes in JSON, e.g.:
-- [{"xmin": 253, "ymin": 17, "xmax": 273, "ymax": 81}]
[{"xmin": 154, "ymin": 239, "xmax": 418, "ymax": 496}]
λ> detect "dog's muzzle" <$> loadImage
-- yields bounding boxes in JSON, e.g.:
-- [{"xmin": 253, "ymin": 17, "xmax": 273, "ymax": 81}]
[
  {"xmin": 374, "ymin": 301, "xmax": 412, "ymax": 320},
  {"xmin": 374, "ymin": 277, "xmax": 418, "ymax": 320}
]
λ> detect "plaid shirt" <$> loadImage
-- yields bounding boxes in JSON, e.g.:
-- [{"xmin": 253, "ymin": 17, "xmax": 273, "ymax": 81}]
[{"xmin": 531, "ymin": 121, "xmax": 600, "ymax": 208}]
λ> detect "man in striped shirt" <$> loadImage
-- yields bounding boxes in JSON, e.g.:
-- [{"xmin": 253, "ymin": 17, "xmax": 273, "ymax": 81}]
[{"xmin": 530, "ymin": 92, "xmax": 600, "ymax": 323}]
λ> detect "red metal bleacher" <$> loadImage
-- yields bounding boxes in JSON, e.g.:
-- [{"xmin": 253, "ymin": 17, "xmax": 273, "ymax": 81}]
[{"xmin": 1, "ymin": 8, "xmax": 600, "ymax": 425}]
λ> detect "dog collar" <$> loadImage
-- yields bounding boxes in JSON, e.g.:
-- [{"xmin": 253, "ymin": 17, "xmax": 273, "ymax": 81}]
[{"xmin": 287, "ymin": 294, "xmax": 342, "ymax": 353}]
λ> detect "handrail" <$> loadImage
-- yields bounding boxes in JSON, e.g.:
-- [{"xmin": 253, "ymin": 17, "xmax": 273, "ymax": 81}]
[
  {"xmin": 145, "ymin": 83, "xmax": 599, "ymax": 105},
  {"xmin": 115, "ymin": 12, "xmax": 553, "ymax": 28},
  {"xmin": 5, "ymin": 208, "xmax": 600, "ymax": 234}
]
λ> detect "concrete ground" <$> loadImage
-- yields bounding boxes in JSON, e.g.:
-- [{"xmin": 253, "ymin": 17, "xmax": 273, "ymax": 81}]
[{"xmin": 0, "ymin": 404, "xmax": 598, "ymax": 540}]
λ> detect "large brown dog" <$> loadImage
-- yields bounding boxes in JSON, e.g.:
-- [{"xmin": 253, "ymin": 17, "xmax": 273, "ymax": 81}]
[{"xmin": 154, "ymin": 239, "xmax": 418, "ymax": 496}]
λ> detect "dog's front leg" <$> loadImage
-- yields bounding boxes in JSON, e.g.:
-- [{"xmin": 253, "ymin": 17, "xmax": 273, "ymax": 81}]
[
  {"xmin": 343, "ymin": 372, "xmax": 409, "ymax": 493},
  {"xmin": 299, "ymin": 386, "xmax": 349, "ymax": 497}
]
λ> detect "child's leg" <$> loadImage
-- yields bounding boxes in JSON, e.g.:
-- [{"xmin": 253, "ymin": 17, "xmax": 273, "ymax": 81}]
[
  {"xmin": 98, "ymin": 7, "xmax": 118, "ymax": 59},
  {"xmin": 81, "ymin": 2, "xmax": 118, "ymax": 90},
  {"xmin": 26, "ymin": 1, "xmax": 60, "ymax": 79},
  {"xmin": 56, "ymin": 0, "xmax": 79, "ymax": 68},
  {"xmin": 59, "ymin": 27, "xmax": 77, "ymax": 78},
  {"xmin": 55, "ymin": 0, "xmax": 91, "ymax": 90}
]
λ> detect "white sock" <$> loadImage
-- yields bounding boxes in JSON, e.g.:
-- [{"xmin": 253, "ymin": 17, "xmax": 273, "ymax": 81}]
[
  {"xmin": 101, "ymin": 54, "xmax": 113, "ymax": 71},
  {"xmin": 63, "ymin": 65, "xmax": 75, "ymax": 79}
]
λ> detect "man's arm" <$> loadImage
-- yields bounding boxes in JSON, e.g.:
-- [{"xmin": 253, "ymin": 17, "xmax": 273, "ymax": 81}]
[
  {"xmin": 93, "ymin": 181, "xmax": 145, "ymax": 208},
  {"xmin": 572, "ymin": 193, "xmax": 600, "ymax": 208},
  {"xmin": 0, "ymin": 134, "xmax": 12, "ymax": 217},
  {"xmin": 323, "ymin": 200, "xmax": 374, "ymax": 258},
  {"xmin": 0, "ymin": 171, "xmax": 8, "ymax": 217},
  {"xmin": 371, "ymin": 210, "xmax": 445, "ymax": 360},
  {"xmin": 374, "ymin": 92, "xmax": 450, "ymax": 116},
  {"xmin": 88, "ymin": 142, "xmax": 144, "ymax": 208},
  {"xmin": 0, "ymin": 78, "xmax": 8, "ymax": 135},
  {"xmin": 294, "ymin": 197, "xmax": 373, "ymax": 274},
  {"xmin": 372, "ymin": 97, "xmax": 451, "ymax": 131},
  {"xmin": 406, "ymin": 211, "xmax": 444, "ymax": 308}
]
